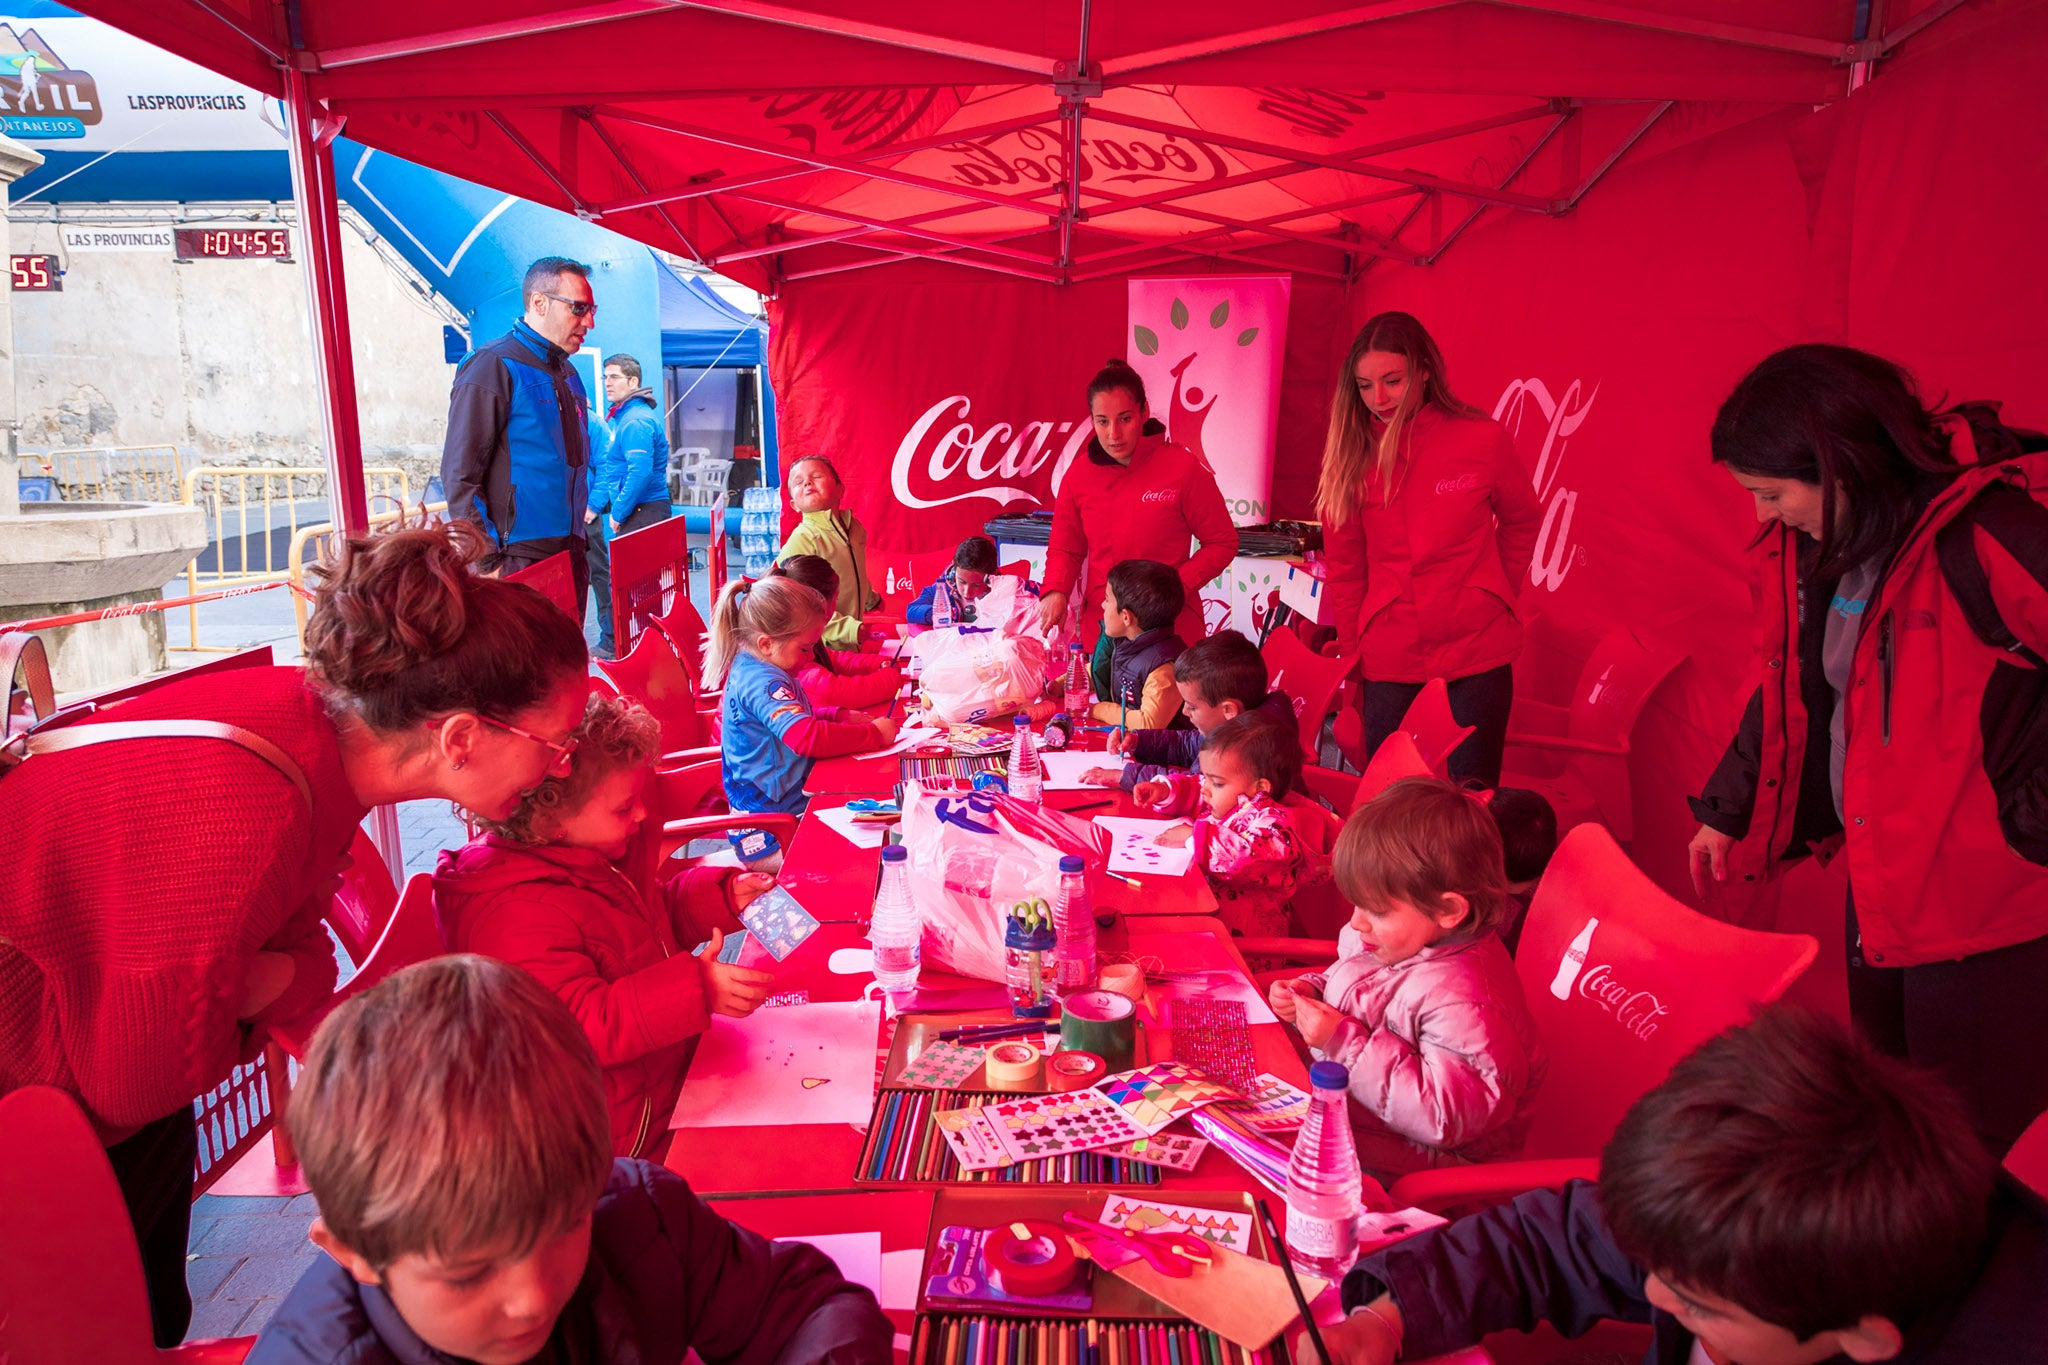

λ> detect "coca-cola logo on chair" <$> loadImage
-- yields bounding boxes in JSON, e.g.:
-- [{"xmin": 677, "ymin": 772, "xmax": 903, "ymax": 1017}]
[{"xmin": 1548, "ymin": 916, "xmax": 1669, "ymax": 1041}]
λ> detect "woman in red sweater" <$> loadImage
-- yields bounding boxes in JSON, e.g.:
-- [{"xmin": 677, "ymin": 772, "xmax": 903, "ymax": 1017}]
[
  {"xmin": 0, "ymin": 521, "xmax": 588, "ymax": 1346},
  {"xmin": 1038, "ymin": 358, "xmax": 1239, "ymax": 654},
  {"xmin": 1320, "ymin": 312, "xmax": 1542, "ymax": 786}
]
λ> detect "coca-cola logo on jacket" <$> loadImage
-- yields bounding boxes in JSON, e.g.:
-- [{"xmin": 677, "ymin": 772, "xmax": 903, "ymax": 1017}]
[{"xmin": 891, "ymin": 395, "xmax": 1095, "ymax": 510}]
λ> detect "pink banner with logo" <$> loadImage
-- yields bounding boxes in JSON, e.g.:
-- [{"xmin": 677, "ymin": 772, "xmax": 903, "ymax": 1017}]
[{"xmin": 1126, "ymin": 276, "xmax": 1291, "ymax": 527}]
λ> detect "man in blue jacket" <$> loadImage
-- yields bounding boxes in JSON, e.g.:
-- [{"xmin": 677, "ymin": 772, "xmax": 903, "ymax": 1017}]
[
  {"xmin": 441, "ymin": 256, "xmax": 597, "ymax": 615},
  {"xmin": 588, "ymin": 353, "xmax": 672, "ymax": 658}
]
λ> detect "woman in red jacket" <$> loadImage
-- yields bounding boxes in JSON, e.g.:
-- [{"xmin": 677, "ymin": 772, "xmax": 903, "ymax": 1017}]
[
  {"xmin": 0, "ymin": 521, "xmax": 589, "ymax": 1346},
  {"xmin": 1319, "ymin": 312, "xmax": 1541, "ymax": 785},
  {"xmin": 1688, "ymin": 344, "xmax": 2048, "ymax": 1153},
  {"xmin": 1037, "ymin": 358, "xmax": 1239, "ymax": 656}
]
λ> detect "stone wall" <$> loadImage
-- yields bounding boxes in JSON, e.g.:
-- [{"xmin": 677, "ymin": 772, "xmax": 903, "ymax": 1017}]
[{"xmin": 8, "ymin": 218, "xmax": 453, "ymax": 496}]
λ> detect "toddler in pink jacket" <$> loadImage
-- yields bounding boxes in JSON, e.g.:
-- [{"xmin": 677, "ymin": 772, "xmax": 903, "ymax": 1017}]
[
  {"xmin": 1269, "ymin": 777, "xmax": 1546, "ymax": 1176},
  {"xmin": 1137, "ymin": 711, "xmax": 1306, "ymax": 938}
]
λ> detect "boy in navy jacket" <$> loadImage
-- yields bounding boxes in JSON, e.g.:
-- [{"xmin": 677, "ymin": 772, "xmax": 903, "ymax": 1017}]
[
  {"xmin": 249, "ymin": 955, "xmax": 891, "ymax": 1365},
  {"xmin": 1079, "ymin": 629, "xmax": 1298, "ymax": 791},
  {"xmin": 1307, "ymin": 1009, "xmax": 2046, "ymax": 1364}
]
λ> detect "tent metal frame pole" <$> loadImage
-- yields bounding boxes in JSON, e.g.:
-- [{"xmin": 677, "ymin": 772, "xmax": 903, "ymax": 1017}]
[
  {"xmin": 284, "ymin": 62, "xmax": 403, "ymax": 885},
  {"xmin": 579, "ymin": 109, "xmax": 708, "ymax": 262}
]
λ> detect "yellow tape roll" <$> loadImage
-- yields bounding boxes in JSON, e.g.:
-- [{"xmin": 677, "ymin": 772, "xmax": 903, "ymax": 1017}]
[
  {"xmin": 983, "ymin": 1040, "xmax": 1045, "ymax": 1090},
  {"xmin": 1097, "ymin": 963, "xmax": 1147, "ymax": 1002}
]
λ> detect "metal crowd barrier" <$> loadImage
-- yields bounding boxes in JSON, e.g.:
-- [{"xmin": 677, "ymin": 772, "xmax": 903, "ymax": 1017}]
[{"xmin": 287, "ymin": 500, "xmax": 448, "ymax": 646}]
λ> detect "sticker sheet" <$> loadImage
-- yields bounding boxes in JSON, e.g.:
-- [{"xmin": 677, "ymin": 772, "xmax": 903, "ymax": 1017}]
[
  {"xmin": 981, "ymin": 1088, "xmax": 1147, "ymax": 1161},
  {"xmin": 1098, "ymin": 1132, "xmax": 1209, "ymax": 1172},
  {"xmin": 740, "ymin": 886, "xmax": 821, "ymax": 961},
  {"xmin": 1214, "ymin": 1073, "xmax": 1312, "ymax": 1131},
  {"xmin": 933, "ymin": 1106, "xmax": 1013, "ymax": 1171},
  {"xmin": 896, "ymin": 1039, "xmax": 986, "ymax": 1090},
  {"xmin": 1094, "ymin": 1062, "xmax": 1241, "ymax": 1135},
  {"xmin": 1100, "ymin": 1196, "xmax": 1256, "ymax": 1252}
]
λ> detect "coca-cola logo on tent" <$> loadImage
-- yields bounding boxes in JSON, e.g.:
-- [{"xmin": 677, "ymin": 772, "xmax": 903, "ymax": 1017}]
[
  {"xmin": 930, "ymin": 127, "xmax": 1231, "ymax": 191},
  {"xmin": 1494, "ymin": 377, "xmax": 1599, "ymax": 594},
  {"xmin": 889, "ymin": 395, "xmax": 1095, "ymax": 511}
]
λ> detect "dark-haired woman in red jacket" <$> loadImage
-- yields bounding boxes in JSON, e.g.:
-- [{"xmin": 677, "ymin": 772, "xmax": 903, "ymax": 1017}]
[
  {"xmin": 1320, "ymin": 312, "xmax": 1542, "ymax": 786},
  {"xmin": 1689, "ymin": 343, "xmax": 2048, "ymax": 1153},
  {"xmin": 0, "ymin": 522, "xmax": 589, "ymax": 1345}
]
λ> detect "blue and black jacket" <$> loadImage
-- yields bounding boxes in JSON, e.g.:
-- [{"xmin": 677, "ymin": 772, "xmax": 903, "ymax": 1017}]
[
  {"xmin": 440, "ymin": 320, "xmax": 590, "ymax": 552},
  {"xmin": 595, "ymin": 387, "xmax": 672, "ymax": 521}
]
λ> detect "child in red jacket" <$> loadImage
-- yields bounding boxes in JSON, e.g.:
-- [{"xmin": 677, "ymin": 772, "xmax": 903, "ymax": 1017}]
[
  {"xmin": 436, "ymin": 694, "xmax": 777, "ymax": 1159},
  {"xmin": 771, "ymin": 554, "xmax": 908, "ymax": 707}
]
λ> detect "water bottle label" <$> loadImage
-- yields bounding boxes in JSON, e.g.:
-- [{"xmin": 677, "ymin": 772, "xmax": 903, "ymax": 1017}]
[{"xmin": 1285, "ymin": 1211, "xmax": 1352, "ymax": 1259}]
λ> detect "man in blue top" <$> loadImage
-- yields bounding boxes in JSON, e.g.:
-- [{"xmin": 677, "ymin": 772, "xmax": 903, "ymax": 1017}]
[
  {"xmin": 588, "ymin": 352, "xmax": 673, "ymax": 658},
  {"xmin": 441, "ymin": 255, "xmax": 596, "ymax": 615}
]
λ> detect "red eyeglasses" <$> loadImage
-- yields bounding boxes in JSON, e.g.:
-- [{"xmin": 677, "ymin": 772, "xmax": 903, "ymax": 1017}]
[{"xmin": 477, "ymin": 714, "xmax": 580, "ymax": 766}]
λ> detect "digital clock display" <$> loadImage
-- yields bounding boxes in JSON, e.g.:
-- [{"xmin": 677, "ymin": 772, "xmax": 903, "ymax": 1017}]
[
  {"xmin": 173, "ymin": 226, "xmax": 293, "ymax": 260},
  {"xmin": 10, "ymin": 255, "xmax": 60, "ymax": 291}
]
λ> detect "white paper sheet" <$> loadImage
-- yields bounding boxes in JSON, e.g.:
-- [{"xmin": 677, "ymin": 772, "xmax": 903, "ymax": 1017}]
[
  {"xmin": 1094, "ymin": 815, "xmax": 1198, "ymax": 878},
  {"xmin": 775, "ymin": 1232, "xmax": 883, "ymax": 1301},
  {"xmin": 813, "ymin": 805, "xmax": 891, "ymax": 849},
  {"xmin": 1128, "ymin": 930, "xmax": 1281, "ymax": 1025},
  {"xmin": 1039, "ymin": 749, "xmax": 1127, "ymax": 791},
  {"xmin": 850, "ymin": 725, "xmax": 942, "ymax": 761},
  {"xmin": 880, "ymin": 1247, "xmax": 923, "ymax": 1311},
  {"xmin": 669, "ymin": 998, "xmax": 880, "ymax": 1129}
]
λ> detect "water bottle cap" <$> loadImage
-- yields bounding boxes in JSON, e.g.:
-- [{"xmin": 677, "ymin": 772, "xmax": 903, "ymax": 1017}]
[
  {"xmin": 880, "ymin": 846, "xmax": 908, "ymax": 863},
  {"xmin": 1059, "ymin": 855, "xmax": 1084, "ymax": 872},
  {"xmin": 1309, "ymin": 1060, "xmax": 1350, "ymax": 1090},
  {"xmin": 1014, "ymin": 714, "xmax": 1029, "ymax": 727}
]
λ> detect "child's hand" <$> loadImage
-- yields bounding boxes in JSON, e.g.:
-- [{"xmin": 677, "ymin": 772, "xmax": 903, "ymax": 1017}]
[
  {"xmin": 1294, "ymin": 1298, "xmax": 1402, "ymax": 1365},
  {"xmin": 1154, "ymin": 822, "xmax": 1193, "ymax": 848},
  {"xmin": 1132, "ymin": 779, "xmax": 1170, "ymax": 807},
  {"xmin": 1079, "ymin": 766, "xmax": 1123, "ymax": 787},
  {"xmin": 870, "ymin": 715, "xmax": 901, "ymax": 745},
  {"xmin": 1293, "ymin": 992, "xmax": 1343, "ymax": 1050},
  {"xmin": 1114, "ymin": 729, "xmax": 1141, "ymax": 756},
  {"xmin": 1268, "ymin": 976, "xmax": 1317, "ymax": 1023},
  {"xmin": 730, "ymin": 872, "xmax": 776, "ymax": 911},
  {"xmin": 696, "ymin": 932, "xmax": 775, "ymax": 1017}
]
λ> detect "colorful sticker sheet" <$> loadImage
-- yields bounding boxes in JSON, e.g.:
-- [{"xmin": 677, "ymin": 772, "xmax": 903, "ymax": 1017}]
[
  {"xmin": 981, "ymin": 1088, "xmax": 1147, "ymax": 1161},
  {"xmin": 1101, "ymin": 1196, "xmax": 1257, "ymax": 1252},
  {"xmin": 1169, "ymin": 997, "xmax": 1260, "ymax": 1092},
  {"xmin": 896, "ymin": 1040, "xmax": 986, "ymax": 1090},
  {"xmin": 1098, "ymin": 1132, "xmax": 1209, "ymax": 1173},
  {"xmin": 861, "ymin": 1089, "xmax": 1165, "ymax": 1186},
  {"xmin": 1214, "ymin": 1073, "xmax": 1312, "ymax": 1132},
  {"xmin": 933, "ymin": 1106, "xmax": 1015, "ymax": 1171},
  {"xmin": 1094, "ymin": 1061, "xmax": 1240, "ymax": 1135}
]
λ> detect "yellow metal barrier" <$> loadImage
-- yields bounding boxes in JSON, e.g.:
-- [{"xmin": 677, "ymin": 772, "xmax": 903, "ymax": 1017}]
[
  {"xmin": 180, "ymin": 465, "xmax": 411, "ymax": 651},
  {"xmin": 45, "ymin": 444, "xmax": 186, "ymax": 503},
  {"xmin": 288, "ymin": 501, "xmax": 449, "ymax": 647}
]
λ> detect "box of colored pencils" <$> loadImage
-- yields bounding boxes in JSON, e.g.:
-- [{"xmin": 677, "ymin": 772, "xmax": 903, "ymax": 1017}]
[
  {"xmin": 856, "ymin": 1088, "xmax": 1166, "ymax": 1186},
  {"xmin": 907, "ymin": 1313, "xmax": 1295, "ymax": 1364}
]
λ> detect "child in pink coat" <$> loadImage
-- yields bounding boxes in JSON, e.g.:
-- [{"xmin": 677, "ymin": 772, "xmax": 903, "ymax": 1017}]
[
  {"xmin": 772, "ymin": 554, "xmax": 908, "ymax": 708},
  {"xmin": 1136, "ymin": 711, "xmax": 1307, "ymax": 939},
  {"xmin": 436, "ymin": 694, "xmax": 777, "ymax": 1159}
]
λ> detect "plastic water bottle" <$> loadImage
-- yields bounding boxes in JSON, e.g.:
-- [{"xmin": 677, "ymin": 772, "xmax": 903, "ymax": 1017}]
[
  {"xmin": 1052, "ymin": 854, "xmax": 1099, "ymax": 995},
  {"xmin": 1008, "ymin": 714, "xmax": 1042, "ymax": 802},
  {"xmin": 1285, "ymin": 1060, "xmax": 1363, "ymax": 1281},
  {"xmin": 1064, "ymin": 641, "xmax": 1089, "ymax": 705},
  {"xmin": 1004, "ymin": 909, "xmax": 1056, "ymax": 1018},
  {"xmin": 934, "ymin": 579, "xmax": 955, "ymax": 628},
  {"xmin": 869, "ymin": 845, "xmax": 922, "ymax": 993}
]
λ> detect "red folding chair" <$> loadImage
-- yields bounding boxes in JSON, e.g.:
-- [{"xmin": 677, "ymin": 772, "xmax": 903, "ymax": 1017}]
[
  {"xmin": 1498, "ymin": 628, "xmax": 1684, "ymax": 843},
  {"xmin": 1281, "ymin": 792, "xmax": 1349, "ymax": 940},
  {"xmin": 1389, "ymin": 823, "xmax": 1818, "ymax": 1214},
  {"xmin": 504, "ymin": 550, "xmax": 579, "ymax": 623},
  {"xmin": 0, "ymin": 1086, "xmax": 255, "ymax": 1363},
  {"xmin": 1260, "ymin": 624, "xmax": 1359, "ymax": 766},
  {"xmin": 594, "ymin": 627, "xmax": 722, "ymax": 762},
  {"xmin": 652, "ymin": 594, "xmax": 710, "ymax": 689},
  {"xmin": 1396, "ymin": 677, "xmax": 1477, "ymax": 773},
  {"xmin": 872, "ymin": 548, "xmax": 956, "ymax": 615},
  {"xmin": 1357, "ymin": 731, "xmax": 1434, "ymax": 805}
]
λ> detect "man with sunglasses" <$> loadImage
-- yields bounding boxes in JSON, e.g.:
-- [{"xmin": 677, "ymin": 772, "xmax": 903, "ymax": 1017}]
[{"xmin": 441, "ymin": 255, "xmax": 600, "ymax": 616}]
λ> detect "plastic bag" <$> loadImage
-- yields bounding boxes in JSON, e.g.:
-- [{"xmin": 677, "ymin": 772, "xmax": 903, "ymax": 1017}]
[
  {"xmin": 913, "ymin": 625, "xmax": 1049, "ymax": 723},
  {"xmin": 898, "ymin": 783, "xmax": 1110, "ymax": 983}
]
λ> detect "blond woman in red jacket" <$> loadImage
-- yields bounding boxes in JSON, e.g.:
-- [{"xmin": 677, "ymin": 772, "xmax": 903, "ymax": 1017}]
[
  {"xmin": 1038, "ymin": 358, "xmax": 1240, "ymax": 653},
  {"xmin": 1319, "ymin": 312, "xmax": 1542, "ymax": 785},
  {"xmin": 0, "ymin": 522, "xmax": 590, "ymax": 1346}
]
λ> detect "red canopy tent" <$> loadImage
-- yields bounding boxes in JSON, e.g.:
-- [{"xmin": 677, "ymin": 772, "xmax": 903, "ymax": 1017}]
[{"xmin": 66, "ymin": 0, "xmax": 2048, "ymax": 921}]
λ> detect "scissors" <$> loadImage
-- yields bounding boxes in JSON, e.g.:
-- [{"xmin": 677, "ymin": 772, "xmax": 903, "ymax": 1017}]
[
  {"xmin": 1010, "ymin": 897, "xmax": 1050, "ymax": 928},
  {"xmin": 845, "ymin": 799, "xmax": 900, "ymax": 813},
  {"xmin": 1058, "ymin": 1212, "xmax": 1213, "ymax": 1278}
]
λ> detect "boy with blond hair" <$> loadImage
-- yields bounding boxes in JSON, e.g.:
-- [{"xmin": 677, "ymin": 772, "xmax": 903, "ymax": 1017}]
[{"xmin": 248, "ymin": 955, "xmax": 891, "ymax": 1365}]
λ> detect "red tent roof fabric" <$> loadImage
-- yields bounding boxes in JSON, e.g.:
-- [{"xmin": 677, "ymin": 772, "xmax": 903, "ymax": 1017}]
[{"xmin": 66, "ymin": 0, "xmax": 1949, "ymax": 293}]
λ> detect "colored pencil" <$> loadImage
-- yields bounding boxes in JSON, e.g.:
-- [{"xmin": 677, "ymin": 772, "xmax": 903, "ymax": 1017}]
[{"xmin": 1255, "ymin": 1200, "xmax": 1328, "ymax": 1365}]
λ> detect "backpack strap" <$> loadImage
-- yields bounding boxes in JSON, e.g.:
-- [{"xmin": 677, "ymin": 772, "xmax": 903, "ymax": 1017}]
[
  {"xmin": 2, "ymin": 629, "xmax": 312, "ymax": 806},
  {"xmin": 1936, "ymin": 481, "xmax": 2048, "ymax": 669}
]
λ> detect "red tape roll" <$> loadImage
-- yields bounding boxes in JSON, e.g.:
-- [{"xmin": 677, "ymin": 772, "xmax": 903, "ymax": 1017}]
[
  {"xmin": 986, "ymin": 1219, "xmax": 1080, "ymax": 1297},
  {"xmin": 1045, "ymin": 1050, "xmax": 1107, "ymax": 1092}
]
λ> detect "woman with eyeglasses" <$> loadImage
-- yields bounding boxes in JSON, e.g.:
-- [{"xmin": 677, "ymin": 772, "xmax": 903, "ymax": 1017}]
[{"xmin": 0, "ymin": 520, "xmax": 589, "ymax": 1346}]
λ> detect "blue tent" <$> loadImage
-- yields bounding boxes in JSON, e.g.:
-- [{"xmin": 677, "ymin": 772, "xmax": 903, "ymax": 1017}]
[{"xmin": 656, "ymin": 258, "xmax": 777, "ymax": 519}]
